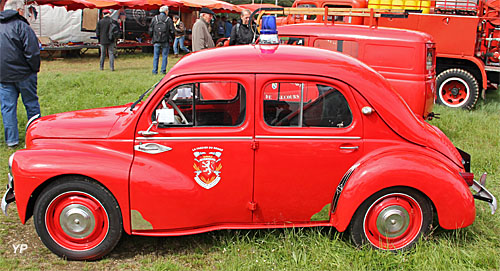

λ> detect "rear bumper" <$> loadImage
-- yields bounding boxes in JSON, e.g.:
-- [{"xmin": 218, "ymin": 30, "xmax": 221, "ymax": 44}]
[
  {"xmin": 1, "ymin": 173, "xmax": 15, "ymax": 216},
  {"xmin": 472, "ymin": 173, "xmax": 497, "ymax": 214}
]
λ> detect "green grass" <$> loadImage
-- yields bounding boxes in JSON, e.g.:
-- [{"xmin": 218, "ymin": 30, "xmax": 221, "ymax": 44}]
[{"xmin": 0, "ymin": 51, "xmax": 499, "ymax": 270}]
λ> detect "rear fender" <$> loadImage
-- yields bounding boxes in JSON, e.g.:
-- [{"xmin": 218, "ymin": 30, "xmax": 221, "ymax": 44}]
[{"xmin": 331, "ymin": 150, "xmax": 475, "ymax": 232}]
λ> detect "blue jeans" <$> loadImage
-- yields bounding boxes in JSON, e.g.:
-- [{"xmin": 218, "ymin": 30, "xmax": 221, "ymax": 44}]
[
  {"xmin": 173, "ymin": 36, "xmax": 190, "ymax": 55},
  {"xmin": 0, "ymin": 73, "xmax": 41, "ymax": 146},
  {"xmin": 99, "ymin": 43, "xmax": 115, "ymax": 70},
  {"xmin": 153, "ymin": 42, "xmax": 169, "ymax": 74}
]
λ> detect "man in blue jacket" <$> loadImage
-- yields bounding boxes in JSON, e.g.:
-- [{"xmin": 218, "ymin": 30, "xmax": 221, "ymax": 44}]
[{"xmin": 0, "ymin": 0, "xmax": 41, "ymax": 148}]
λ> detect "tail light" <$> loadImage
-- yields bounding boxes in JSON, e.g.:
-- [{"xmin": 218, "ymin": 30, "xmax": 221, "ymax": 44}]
[
  {"xmin": 460, "ymin": 172, "xmax": 474, "ymax": 186},
  {"xmin": 425, "ymin": 43, "xmax": 436, "ymax": 73}
]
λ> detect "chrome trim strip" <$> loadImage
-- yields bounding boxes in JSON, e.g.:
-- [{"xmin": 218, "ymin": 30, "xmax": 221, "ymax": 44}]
[
  {"xmin": 331, "ymin": 163, "xmax": 359, "ymax": 213},
  {"xmin": 136, "ymin": 136, "xmax": 253, "ymax": 141},
  {"xmin": 255, "ymin": 135, "xmax": 361, "ymax": 140}
]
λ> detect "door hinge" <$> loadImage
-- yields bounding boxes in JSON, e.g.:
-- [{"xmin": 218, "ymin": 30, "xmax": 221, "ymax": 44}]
[
  {"xmin": 251, "ymin": 141, "xmax": 259, "ymax": 150},
  {"xmin": 247, "ymin": 202, "xmax": 257, "ymax": 211}
]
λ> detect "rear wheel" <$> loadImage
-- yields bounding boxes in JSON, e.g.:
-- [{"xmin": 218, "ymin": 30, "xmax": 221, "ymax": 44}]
[
  {"xmin": 34, "ymin": 176, "xmax": 122, "ymax": 260},
  {"xmin": 436, "ymin": 68, "xmax": 479, "ymax": 109},
  {"xmin": 349, "ymin": 187, "xmax": 433, "ymax": 251}
]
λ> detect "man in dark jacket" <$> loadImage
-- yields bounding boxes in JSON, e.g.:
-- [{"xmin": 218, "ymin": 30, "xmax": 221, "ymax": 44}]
[
  {"xmin": 96, "ymin": 9, "xmax": 118, "ymax": 71},
  {"xmin": 0, "ymin": 0, "xmax": 41, "ymax": 148},
  {"xmin": 149, "ymin": 6, "xmax": 174, "ymax": 74},
  {"xmin": 229, "ymin": 9, "xmax": 257, "ymax": 45}
]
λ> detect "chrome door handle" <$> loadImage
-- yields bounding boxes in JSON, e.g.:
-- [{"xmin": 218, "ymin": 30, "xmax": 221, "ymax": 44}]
[
  {"xmin": 134, "ymin": 143, "xmax": 172, "ymax": 154},
  {"xmin": 340, "ymin": 146, "xmax": 359, "ymax": 150}
]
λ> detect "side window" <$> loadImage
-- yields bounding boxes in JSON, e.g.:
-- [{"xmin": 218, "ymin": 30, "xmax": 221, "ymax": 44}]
[
  {"xmin": 154, "ymin": 81, "xmax": 246, "ymax": 127},
  {"xmin": 313, "ymin": 39, "xmax": 359, "ymax": 58},
  {"xmin": 296, "ymin": 4, "xmax": 317, "ymax": 20},
  {"xmin": 279, "ymin": 36, "xmax": 305, "ymax": 46},
  {"xmin": 263, "ymin": 82, "xmax": 352, "ymax": 128}
]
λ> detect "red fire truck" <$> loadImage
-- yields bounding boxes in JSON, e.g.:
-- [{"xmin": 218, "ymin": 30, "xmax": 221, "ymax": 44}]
[{"xmin": 274, "ymin": 0, "xmax": 500, "ymax": 109}]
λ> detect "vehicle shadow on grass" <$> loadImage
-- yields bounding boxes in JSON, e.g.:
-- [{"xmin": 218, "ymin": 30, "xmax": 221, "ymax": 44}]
[{"xmin": 107, "ymin": 226, "xmax": 349, "ymax": 260}]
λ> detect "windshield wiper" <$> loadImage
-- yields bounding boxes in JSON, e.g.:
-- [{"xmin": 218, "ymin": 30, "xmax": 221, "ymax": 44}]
[{"xmin": 130, "ymin": 81, "xmax": 160, "ymax": 111}]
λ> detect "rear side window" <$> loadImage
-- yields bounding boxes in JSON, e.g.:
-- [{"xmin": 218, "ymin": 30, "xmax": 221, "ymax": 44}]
[
  {"xmin": 263, "ymin": 82, "xmax": 352, "ymax": 128},
  {"xmin": 313, "ymin": 39, "xmax": 359, "ymax": 58}
]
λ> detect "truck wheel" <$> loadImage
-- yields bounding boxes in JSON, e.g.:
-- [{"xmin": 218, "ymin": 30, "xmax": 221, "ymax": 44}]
[
  {"xmin": 436, "ymin": 69, "xmax": 479, "ymax": 109},
  {"xmin": 349, "ymin": 187, "xmax": 432, "ymax": 251},
  {"xmin": 33, "ymin": 177, "xmax": 122, "ymax": 260}
]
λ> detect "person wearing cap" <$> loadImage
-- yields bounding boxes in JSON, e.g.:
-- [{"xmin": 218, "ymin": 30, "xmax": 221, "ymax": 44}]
[
  {"xmin": 0, "ymin": 0, "xmax": 41, "ymax": 148},
  {"xmin": 192, "ymin": 7, "xmax": 215, "ymax": 52},
  {"xmin": 149, "ymin": 6, "xmax": 174, "ymax": 74},
  {"xmin": 96, "ymin": 9, "xmax": 119, "ymax": 71}
]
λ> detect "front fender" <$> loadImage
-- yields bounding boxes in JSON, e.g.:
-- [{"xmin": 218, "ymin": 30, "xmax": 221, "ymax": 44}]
[
  {"xmin": 11, "ymin": 139, "xmax": 134, "ymax": 234},
  {"xmin": 331, "ymin": 150, "xmax": 475, "ymax": 232}
]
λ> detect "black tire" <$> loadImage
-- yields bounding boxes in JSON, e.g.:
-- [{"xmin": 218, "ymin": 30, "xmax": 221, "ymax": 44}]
[
  {"xmin": 33, "ymin": 176, "xmax": 122, "ymax": 260},
  {"xmin": 436, "ymin": 68, "xmax": 479, "ymax": 109},
  {"xmin": 349, "ymin": 187, "xmax": 433, "ymax": 251}
]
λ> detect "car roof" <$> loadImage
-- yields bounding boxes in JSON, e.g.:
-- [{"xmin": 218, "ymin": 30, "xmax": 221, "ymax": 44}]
[
  {"xmin": 278, "ymin": 23, "xmax": 433, "ymax": 43},
  {"xmin": 162, "ymin": 45, "xmax": 432, "ymax": 148},
  {"xmin": 168, "ymin": 44, "xmax": 379, "ymax": 79}
]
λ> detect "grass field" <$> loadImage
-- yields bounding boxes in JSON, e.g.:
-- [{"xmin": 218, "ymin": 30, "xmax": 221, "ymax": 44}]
[{"xmin": 0, "ymin": 51, "xmax": 499, "ymax": 270}]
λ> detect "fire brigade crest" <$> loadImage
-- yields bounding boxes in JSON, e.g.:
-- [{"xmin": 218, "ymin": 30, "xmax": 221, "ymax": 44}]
[{"xmin": 193, "ymin": 146, "xmax": 223, "ymax": 189}]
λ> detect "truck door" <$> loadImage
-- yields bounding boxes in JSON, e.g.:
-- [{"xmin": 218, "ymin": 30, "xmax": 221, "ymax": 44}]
[
  {"xmin": 129, "ymin": 74, "xmax": 254, "ymax": 231},
  {"xmin": 254, "ymin": 74, "xmax": 364, "ymax": 223}
]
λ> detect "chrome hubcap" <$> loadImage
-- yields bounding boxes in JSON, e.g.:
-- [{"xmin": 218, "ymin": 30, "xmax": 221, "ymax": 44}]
[
  {"xmin": 376, "ymin": 205, "xmax": 409, "ymax": 238},
  {"xmin": 59, "ymin": 204, "xmax": 95, "ymax": 239}
]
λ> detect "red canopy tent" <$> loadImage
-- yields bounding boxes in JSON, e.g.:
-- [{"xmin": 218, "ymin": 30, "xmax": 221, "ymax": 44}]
[
  {"xmin": 32, "ymin": 0, "xmax": 241, "ymax": 12},
  {"xmin": 237, "ymin": 3, "xmax": 281, "ymax": 12}
]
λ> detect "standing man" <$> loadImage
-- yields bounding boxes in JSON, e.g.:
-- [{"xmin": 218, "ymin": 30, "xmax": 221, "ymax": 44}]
[
  {"xmin": 172, "ymin": 15, "xmax": 190, "ymax": 57},
  {"xmin": 0, "ymin": 0, "xmax": 41, "ymax": 148},
  {"xmin": 149, "ymin": 6, "xmax": 174, "ymax": 75},
  {"xmin": 229, "ymin": 9, "xmax": 257, "ymax": 45},
  {"xmin": 222, "ymin": 16, "xmax": 232, "ymax": 38},
  {"xmin": 96, "ymin": 9, "xmax": 118, "ymax": 71},
  {"xmin": 192, "ymin": 7, "xmax": 215, "ymax": 52}
]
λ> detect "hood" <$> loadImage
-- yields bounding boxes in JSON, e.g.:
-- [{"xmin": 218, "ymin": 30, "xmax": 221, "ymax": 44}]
[
  {"xmin": 0, "ymin": 10, "xmax": 27, "ymax": 23},
  {"xmin": 27, "ymin": 105, "xmax": 130, "ymax": 140}
]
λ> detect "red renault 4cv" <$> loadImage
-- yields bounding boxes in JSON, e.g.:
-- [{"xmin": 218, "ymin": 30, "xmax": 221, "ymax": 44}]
[{"xmin": 2, "ymin": 45, "xmax": 496, "ymax": 260}]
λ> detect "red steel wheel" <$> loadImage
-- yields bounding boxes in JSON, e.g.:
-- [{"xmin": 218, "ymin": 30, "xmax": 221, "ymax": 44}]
[
  {"xmin": 45, "ymin": 191, "xmax": 109, "ymax": 251},
  {"xmin": 363, "ymin": 193, "xmax": 423, "ymax": 250},
  {"xmin": 349, "ymin": 187, "xmax": 433, "ymax": 251},
  {"xmin": 436, "ymin": 68, "xmax": 479, "ymax": 109},
  {"xmin": 34, "ymin": 177, "xmax": 122, "ymax": 260},
  {"xmin": 439, "ymin": 78, "xmax": 470, "ymax": 107}
]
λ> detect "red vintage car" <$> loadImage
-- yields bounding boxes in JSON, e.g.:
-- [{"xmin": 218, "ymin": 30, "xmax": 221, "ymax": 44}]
[{"xmin": 2, "ymin": 45, "xmax": 496, "ymax": 260}]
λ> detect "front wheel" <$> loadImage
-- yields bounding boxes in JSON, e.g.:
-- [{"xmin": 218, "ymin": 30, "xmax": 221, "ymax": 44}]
[
  {"xmin": 33, "ymin": 176, "xmax": 122, "ymax": 260},
  {"xmin": 436, "ymin": 68, "xmax": 479, "ymax": 109},
  {"xmin": 349, "ymin": 187, "xmax": 433, "ymax": 251}
]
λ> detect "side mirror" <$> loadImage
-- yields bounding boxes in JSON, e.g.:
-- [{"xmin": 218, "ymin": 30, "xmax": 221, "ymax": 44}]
[{"xmin": 156, "ymin": 108, "xmax": 175, "ymax": 124}]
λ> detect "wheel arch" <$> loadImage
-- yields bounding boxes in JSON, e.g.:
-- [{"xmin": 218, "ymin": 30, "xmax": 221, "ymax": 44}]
[
  {"xmin": 25, "ymin": 174, "xmax": 120, "ymax": 225},
  {"xmin": 330, "ymin": 151, "xmax": 475, "ymax": 232},
  {"xmin": 436, "ymin": 56, "xmax": 486, "ymax": 90}
]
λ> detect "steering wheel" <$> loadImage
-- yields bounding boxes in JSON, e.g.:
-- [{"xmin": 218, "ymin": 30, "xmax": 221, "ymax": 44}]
[{"xmin": 168, "ymin": 100, "xmax": 189, "ymax": 124}]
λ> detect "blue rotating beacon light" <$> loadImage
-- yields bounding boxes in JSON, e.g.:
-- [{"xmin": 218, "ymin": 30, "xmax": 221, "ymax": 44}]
[{"xmin": 259, "ymin": 15, "xmax": 279, "ymax": 44}]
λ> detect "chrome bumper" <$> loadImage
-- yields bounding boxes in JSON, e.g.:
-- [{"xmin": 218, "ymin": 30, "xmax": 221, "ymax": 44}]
[
  {"xmin": 471, "ymin": 173, "xmax": 497, "ymax": 215},
  {"xmin": 1, "ymin": 173, "xmax": 15, "ymax": 216}
]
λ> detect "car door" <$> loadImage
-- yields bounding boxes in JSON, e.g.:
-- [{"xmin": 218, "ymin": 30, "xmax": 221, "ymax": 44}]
[
  {"xmin": 129, "ymin": 74, "xmax": 254, "ymax": 231},
  {"xmin": 254, "ymin": 74, "xmax": 364, "ymax": 223}
]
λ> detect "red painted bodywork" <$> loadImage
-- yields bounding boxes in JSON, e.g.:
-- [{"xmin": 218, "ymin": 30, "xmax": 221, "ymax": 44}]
[
  {"xmin": 277, "ymin": 23, "xmax": 436, "ymax": 119},
  {"xmin": 11, "ymin": 45, "xmax": 475, "ymax": 238}
]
